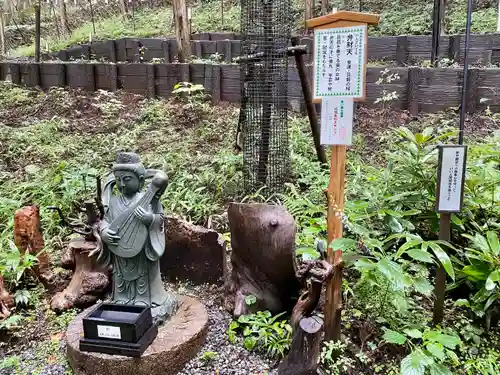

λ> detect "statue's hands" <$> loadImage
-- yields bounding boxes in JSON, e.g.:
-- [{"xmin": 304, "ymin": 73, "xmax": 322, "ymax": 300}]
[
  {"xmin": 102, "ymin": 228, "xmax": 120, "ymax": 245},
  {"xmin": 134, "ymin": 207, "xmax": 154, "ymax": 226}
]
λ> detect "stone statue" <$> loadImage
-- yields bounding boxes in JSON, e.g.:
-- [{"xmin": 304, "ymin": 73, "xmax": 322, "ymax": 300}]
[{"xmin": 97, "ymin": 152, "xmax": 177, "ymax": 324}]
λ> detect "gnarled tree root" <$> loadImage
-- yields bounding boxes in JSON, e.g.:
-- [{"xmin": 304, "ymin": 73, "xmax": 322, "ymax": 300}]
[
  {"xmin": 50, "ymin": 238, "xmax": 110, "ymax": 312},
  {"xmin": 278, "ymin": 260, "xmax": 333, "ymax": 375},
  {"xmin": 0, "ymin": 275, "xmax": 14, "ymax": 319}
]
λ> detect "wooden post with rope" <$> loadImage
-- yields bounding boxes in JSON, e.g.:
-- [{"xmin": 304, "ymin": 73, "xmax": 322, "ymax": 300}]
[{"xmin": 305, "ymin": 10, "xmax": 379, "ymax": 342}]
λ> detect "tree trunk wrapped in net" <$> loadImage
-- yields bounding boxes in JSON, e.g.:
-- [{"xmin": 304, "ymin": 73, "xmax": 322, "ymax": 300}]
[{"xmin": 239, "ymin": 0, "xmax": 293, "ymax": 195}]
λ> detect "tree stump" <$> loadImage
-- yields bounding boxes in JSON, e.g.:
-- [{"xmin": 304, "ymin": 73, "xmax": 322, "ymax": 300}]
[
  {"xmin": 13, "ymin": 205, "xmax": 53, "ymax": 287},
  {"xmin": 160, "ymin": 215, "xmax": 226, "ymax": 285},
  {"xmin": 225, "ymin": 203, "xmax": 300, "ymax": 317},
  {"xmin": 278, "ymin": 316, "xmax": 324, "ymax": 375},
  {"xmin": 0, "ymin": 275, "xmax": 14, "ymax": 319},
  {"xmin": 50, "ymin": 238, "xmax": 110, "ymax": 312},
  {"xmin": 279, "ymin": 259, "xmax": 333, "ymax": 375}
]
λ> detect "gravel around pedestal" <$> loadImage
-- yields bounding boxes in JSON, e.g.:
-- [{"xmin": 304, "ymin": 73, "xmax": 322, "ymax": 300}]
[
  {"xmin": 0, "ymin": 282, "xmax": 278, "ymax": 375},
  {"xmin": 171, "ymin": 283, "xmax": 277, "ymax": 375},
  {"xmin": 0, "ymin": 339, "xmax": 69, "ymax": 375}
]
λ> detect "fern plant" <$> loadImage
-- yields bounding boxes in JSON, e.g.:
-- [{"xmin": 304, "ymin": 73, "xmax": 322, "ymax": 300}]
[
  {"xmin": 227, "ymin": 311, "xmax": 292, "ymax": 359},
  {"xmin": 455, "ymin": 231, "xmax": 500, "ymax": 330}
]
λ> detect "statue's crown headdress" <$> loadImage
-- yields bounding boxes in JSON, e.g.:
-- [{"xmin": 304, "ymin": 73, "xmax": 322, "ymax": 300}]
[{"xmin": 112, "ymin": 152, "xmax": 146, "ymax": 178}]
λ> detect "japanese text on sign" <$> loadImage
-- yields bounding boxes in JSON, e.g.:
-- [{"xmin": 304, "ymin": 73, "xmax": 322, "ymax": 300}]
[
  {"xmin": 320, "ymin": 97, "xmax": 354, "ymax": 145},
  {"xmin": 97, "ymin": 325, "xmax": 122, "ymax": 340},
  {"xmin": 314, "ymin": 25, "xmax": 366, "ymax": 98},
  {"xmin": 437, "ymin": 146, "xmax": 467, "ymax": 212}
]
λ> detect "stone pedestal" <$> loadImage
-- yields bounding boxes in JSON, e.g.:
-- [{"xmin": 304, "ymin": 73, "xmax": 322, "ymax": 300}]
[{"xmin": 66, "ymin": 296, "xmax": 208, "ymax": 375}]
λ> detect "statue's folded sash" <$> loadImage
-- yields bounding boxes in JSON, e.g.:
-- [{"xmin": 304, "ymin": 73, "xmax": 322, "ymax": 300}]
[{"xmin": 107, "ymin": 172, "xmax": 168, "ymax": 258}]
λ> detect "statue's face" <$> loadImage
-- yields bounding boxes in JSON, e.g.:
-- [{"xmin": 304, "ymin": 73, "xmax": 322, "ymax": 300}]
[{"xmin": 114, "ymin": 171, "xmax": 141, "ymax": 197}]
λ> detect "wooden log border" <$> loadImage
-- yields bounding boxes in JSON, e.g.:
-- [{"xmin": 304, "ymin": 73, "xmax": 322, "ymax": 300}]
[
  {"xmin": 1, "ymin": 62, "xmax": 500, "ymax": 114},
  {"xmin": 32, "ymin": 32, "xmax": 500, "ymax": 67}
]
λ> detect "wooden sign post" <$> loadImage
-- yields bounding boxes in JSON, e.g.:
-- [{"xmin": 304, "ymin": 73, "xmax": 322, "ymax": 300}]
[
  {"xmin": 433, "ymin": 145, "xmax": 467, "ymax": 324},
  {"xmin": 306, "ymin": 11, "xmax": 379, "ymax": 342}
]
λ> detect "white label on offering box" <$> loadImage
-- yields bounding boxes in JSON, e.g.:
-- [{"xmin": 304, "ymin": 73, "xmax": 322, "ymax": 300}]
[
  {"xmin": 320, "ymin": 97, "xmax": 354, "ymax": 145},
  {"xmin": 313, "ymin": 25, "xmax": 366, "ymax": 99},
  {"xmin": 437, "ymin": 146, "xmax": 467, "ymax": 212},
  {"xmin": 97, "ymin": 325, "xmax": 122, "ymax": 340}
]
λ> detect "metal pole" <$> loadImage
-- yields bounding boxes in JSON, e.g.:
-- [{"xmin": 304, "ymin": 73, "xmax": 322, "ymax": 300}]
[
  {"xmin": 35, "ymin": 4, "xmax": 41, "ymax": 62},
  {"xmin": 458, "ymin": 0, "xmax": 473, "ymax": 146}
]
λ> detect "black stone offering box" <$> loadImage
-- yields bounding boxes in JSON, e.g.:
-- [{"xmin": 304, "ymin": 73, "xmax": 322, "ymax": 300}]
[{"xmin": 79, "ymin": 303, "xmax": 158, "ymax": 357}]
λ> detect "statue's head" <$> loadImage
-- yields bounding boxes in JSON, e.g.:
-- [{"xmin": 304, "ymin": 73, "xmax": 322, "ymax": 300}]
[{"xmin": 112, "ymin": 152, "xmax": 146, "ymax": 197}]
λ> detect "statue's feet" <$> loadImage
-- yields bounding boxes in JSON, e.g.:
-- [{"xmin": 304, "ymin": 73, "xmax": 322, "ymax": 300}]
[{"xmin": 152, "ymin": 293, "xmax": 178, "ymax": 326}]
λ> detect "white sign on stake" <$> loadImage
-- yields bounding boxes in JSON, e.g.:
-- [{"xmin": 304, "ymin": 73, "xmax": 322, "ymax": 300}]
[
  {"xmin": 320, "ymin": 97, "xmax": 354, "ymax": 146},
  {"xmin": 313, "ymin": 25, "xmax": 366, "ymax": 99},
  {"xmin": 436, "ymin": 145, "xmax": 467, "ymax": 213}
]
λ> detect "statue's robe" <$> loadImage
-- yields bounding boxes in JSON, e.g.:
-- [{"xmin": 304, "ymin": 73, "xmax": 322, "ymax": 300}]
[{"xmin": 99, "ymin": 192, "xmax": 176, "ymax": 321}]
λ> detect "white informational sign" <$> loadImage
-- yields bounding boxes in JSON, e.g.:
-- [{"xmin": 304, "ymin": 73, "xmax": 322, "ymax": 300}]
[
  {"xmin": 320, "ymin": 97, "xmax": 354, "ymax": 145},
  {"xmin": 97, "ymin": 325, "xmax": 122, "ymax": 340},
  {"xmin": 437, "ymin": 146, "xmax": 467, "ymax": 212},
  {"xmin": 313, "ymin": 25, "xmax": 366, "ymax": 99}
]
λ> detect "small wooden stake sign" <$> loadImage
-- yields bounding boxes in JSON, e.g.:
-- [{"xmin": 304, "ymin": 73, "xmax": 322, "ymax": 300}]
[
  {"xmin": 306, "ymin": 10, "xmax": 379, "ymax": 342},
  {"xmin": 433, "ymin": 145, "xmax": 467, "ymax": 324}
]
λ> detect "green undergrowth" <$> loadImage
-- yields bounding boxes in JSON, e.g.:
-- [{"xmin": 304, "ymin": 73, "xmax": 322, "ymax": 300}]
[
  {"xmin": 337, "ymin": 0, "xmax": 499, "ymax": 35},
  {"xmin": 13, "ymin": 7, "xmax": 173, "ymax": 57},
  {"xmin": 0, "ymin": 82, "xmax": 499, "ymax": 374},
  {"xmin": 11, "ymin": 0, "xmax": 500, "ymax": 57},
  {"xmin": 12, "ymin": 1, "xmax": 242, "ymax": 57}
]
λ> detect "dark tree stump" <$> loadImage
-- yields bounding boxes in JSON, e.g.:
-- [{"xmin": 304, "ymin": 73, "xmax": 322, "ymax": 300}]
[
  {"xmin": 161, "ymin": 215, "xmax": 226, "ymax": 285},
  {"xmin": 225, "ymin": 203, "xmax": 300, "ymax": 317},
  {"xmin": 278, "ymin": 316, "xmax": 324, "ymax": 375},
  {"xmin": 279, "ymin": 259, "xmax": 333, "ymax": 375}
]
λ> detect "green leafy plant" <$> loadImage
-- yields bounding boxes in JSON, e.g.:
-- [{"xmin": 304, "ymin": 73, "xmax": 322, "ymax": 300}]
[
  {"xmin": 227, "ymin": 311, "xmax": 292, "ymax": 359},
  {"xmin": 244, "ymin": 294, "xmax": 257, "ymax": 306},
  {"xmin": 0, "ymin": 355, "xmax": 20, "ymax": 370},
  {"xmin": 0, "ymin": 240, "xmax": 39, "ymax": 288},
  {"xmin": 172, "ymin": 82, "xmax": 209, "ymax": 102},
  {"xmin": 383, "ymin": 327, "xmax": 462, "ymax": 375},
  {"xmin": 346, "ymin": 234, "xmax": 451, "ymax": 327},
  {"xmin": 388, "ymin": 233, "xmax": 457, "ymax": 280},
  {"xmin": 454, "ymin": 231, "xmax": 500, "ymax": 330},
  {"xmin": 463, "ymin": 349, "xmax": 500, "ymax": 375},
  {"xmin": 45, "ymin": 308, "xmax": 78, "ymax": 333},
  {"xmin": 343, "ymin": 126, "xmax": 458, "ymax": 240},
  {"xmin": 374, "ymin": 68, "xmax": 401, "ymax": 110},
  {"xmin": 200, "ymin": 351, "xmax": 218, "ymax": 363},
  {"xmin": 14, "ymin": 289, "xmax": 32, "ymax": 306},
  {"xmin": 320, "ymin": 340, "xmax": 355, "ymax": 375},
  {"xmin": 0, "ymin": 314, "xmax": 24, "ymax": 330}
]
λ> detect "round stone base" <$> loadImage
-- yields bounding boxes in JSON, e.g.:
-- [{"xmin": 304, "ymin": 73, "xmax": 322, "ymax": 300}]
[{"xmin": 66, "ymin": 295, "xmax": 208, "ymax": 375}]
